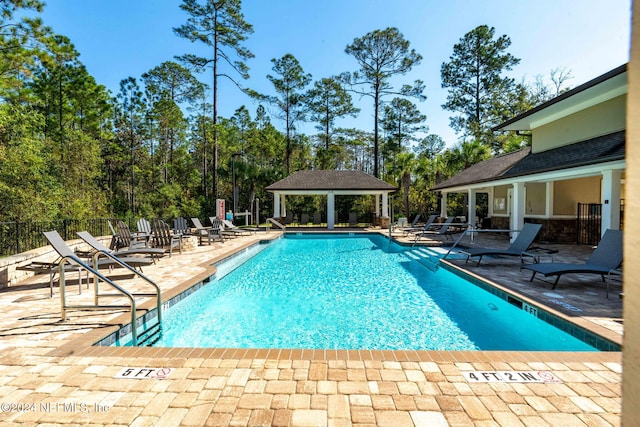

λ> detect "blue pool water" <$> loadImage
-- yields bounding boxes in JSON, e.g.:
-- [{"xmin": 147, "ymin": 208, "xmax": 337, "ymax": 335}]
[{"xmin": 152, "ymin": 234, "xmax": 597, "ymax": 351}]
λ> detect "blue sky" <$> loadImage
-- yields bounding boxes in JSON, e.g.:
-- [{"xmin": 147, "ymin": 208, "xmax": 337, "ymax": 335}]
[{"xmin": 37, "ymin": 0, "xmax": 631, "ymax": 147}]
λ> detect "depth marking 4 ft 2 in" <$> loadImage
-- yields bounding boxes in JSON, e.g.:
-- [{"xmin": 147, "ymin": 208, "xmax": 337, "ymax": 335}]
[{"xmin": 462, "ymin": 371, "xmax": 561, "ymax": 383}]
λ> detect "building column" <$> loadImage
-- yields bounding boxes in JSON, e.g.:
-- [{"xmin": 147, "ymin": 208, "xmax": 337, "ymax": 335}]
[
  {"xmin": 545, "ymin": 182, "xmax": 554, "ymax": 217},
  {"xmin": 375, "ymin": 194, "xmax": 381, "ymax": 218},
  {"xmin": 601, "ymin": 169, "xmax": 622, "ymax": 233},
  {"xmin": 511, "ymin": 182, "xmax": 526, "ymax": 242},
  {"xmin": 381, "ymin": 193, "xmax": 389, "ymax": 218},
  {"xmin": 327, "ymin": 192, "xmax": 335, "ymax": 229},
  {"xmin": 440, "ymin": 192, "xmax": 448, "ymax": 218},
  {"xmin": 280, "ymin": 194, "xmax": 287, "ymax": 218},
  {"xmin": 273, "ymin": 192, "xmax": 280, "ymax": 219},
  {"xmin": 468, "ymin": 189, "xmax": 476, "ymax": 227}
]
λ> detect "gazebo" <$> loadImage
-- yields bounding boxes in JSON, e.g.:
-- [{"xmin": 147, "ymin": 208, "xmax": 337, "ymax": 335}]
[{"xmin": 265, "ymin": 170, "xmax": 397, "ymax": 229}]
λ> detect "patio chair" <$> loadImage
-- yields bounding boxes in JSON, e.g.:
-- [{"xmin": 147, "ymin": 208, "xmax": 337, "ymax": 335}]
[
  {"xmin": 117, "ymin": 220, "xmax": 152, "ymax": 249},
  {"xmin": 151, "ymin": 219, "xmax": 182, "ymax": 256},
  {"xmin": 521, "ymin": 229, "xmax": 623, "ymax": 289},
  {"xmin": 136, "ymin": 218, "xmax": 153, "ymax": 240},
  {"xmin": 349, "ymin": 212, "xmax": 358, "ymax": 227},
  {"xmin": 460, "ymin": 223, "xmax": 542, "ymax": 266},
  {"xmin": 412, "ymin": 217, "xmax": 457, "ymax": 242},
  {"xmin": 313, "ymin": 212, "xmax": 322, "ymax": 226},
  {"xmin": 403, "ymin": 214, "xmax": 437, "ymax": 235},
  {"xmin": 300, "ymin": 213, "xmax": 310, "ymax": 225},
  {"xmin": 76, "ymin": 231, "xmax": 164, "ymax": 263},
  {"xmin": 191, "ymin": 217, "xmax": 224, "ymax": 245},
  {"xmin": 107, "ymin": 220, "xmax": 125, "ymax": 250},
  {"xmin": 173, "ymin": 217, "xmax": 192, "ymax": 236}
]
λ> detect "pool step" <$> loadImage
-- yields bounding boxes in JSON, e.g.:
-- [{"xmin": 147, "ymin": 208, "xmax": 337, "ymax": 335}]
[
  {"xmin": 404, "ymin": 247, "xmax": 441, "ymax": 271},
  {"xmin": 136, "ymin": 321, "xmax": 162, "ymax": 347}
]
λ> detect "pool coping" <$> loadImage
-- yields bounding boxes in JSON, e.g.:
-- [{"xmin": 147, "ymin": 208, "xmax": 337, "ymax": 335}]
[{"xmin": 44, "ymin": 230, "xmax": 622, "ymax": 365}]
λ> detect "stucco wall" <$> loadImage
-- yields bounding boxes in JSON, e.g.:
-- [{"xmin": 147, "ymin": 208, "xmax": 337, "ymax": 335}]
[
  {"xmin": 553, "ymin": 176, "xmax": 601, "ymax": 215},
  {"xmin": 525, "ymin": 182, "xmax": 546, "ymax": 215},
  {"xmin": 533, "ymin": 95, "xmax": 626, "ymax": 153}
]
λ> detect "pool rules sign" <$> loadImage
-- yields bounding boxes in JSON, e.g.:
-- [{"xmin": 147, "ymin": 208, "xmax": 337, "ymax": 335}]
[{"xmin": 462, "ymin": 371, "xmax": 561, "ymax": 383}]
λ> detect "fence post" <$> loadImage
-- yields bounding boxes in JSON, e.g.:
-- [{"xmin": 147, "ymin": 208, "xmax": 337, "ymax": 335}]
[{"xmin": 15, "ymin": 220, "xmax": 20, "ymax": 254}]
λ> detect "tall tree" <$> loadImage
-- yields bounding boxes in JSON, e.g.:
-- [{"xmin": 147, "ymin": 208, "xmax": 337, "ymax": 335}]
[
  {"xmin": 342, "ymin": 27, "xmax": 425, "ymax": 178},
  {"xmin": 381, "ymin": 97, "xmax": 426, "ymax": 152},
  {"xmin": 174, "ymin": 0, "xmax": 253, "ymax": 201},
  {"xmin": 441, "ymin": 25, "xmax": 520, "ymax": 145},
  {"xmin": 305, "ymin": 76, "xmax": 359, "ymax": 169},
  {"xmin": 142, "ymin": 61, "xmax": 203, "ymax": 181},
  {"xmin": 114, "ymin": 77, "xmax": 148, "ymax": 215},
  {"xmin": 265, "ymin": 53, "xmax": 311, "ymax": 174}
]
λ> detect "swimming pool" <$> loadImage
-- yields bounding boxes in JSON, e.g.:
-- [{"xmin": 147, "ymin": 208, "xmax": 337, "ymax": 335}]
[{"xmin": 146, "ymin": 233, "xmax": 602, "ymax": 351}]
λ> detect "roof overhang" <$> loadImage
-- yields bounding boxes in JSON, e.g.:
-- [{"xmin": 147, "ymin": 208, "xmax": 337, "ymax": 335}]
[
  {"xmin": 438, "ymin": 159, "xmax": 625, "ymax": 193},
  {"xmin": 268, "ymin": 189, "xmax": 394, "ymax": 196},
  {"xmin": 495, "ymin": 64, "xmax": 628, "ymax": 131}
]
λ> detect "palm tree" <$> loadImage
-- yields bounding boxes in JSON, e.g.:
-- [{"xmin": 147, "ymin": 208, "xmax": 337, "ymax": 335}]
[{"xmin": 387, "ymin": 151, "xmax": 416, "ymax": 218}]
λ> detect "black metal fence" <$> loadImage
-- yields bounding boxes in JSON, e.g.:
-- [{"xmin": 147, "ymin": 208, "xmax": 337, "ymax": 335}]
[
  {"xmin": 576, "ymin": 203, "xmax": 602, "ymax": 245},
  {"xmin": 0, "ymin": 218, "xmax": 126, "ymax": 257}
]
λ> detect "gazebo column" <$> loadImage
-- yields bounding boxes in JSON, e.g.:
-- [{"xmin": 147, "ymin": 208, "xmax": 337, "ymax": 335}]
[
  {"xmin": 511, "ymin": 182, "xmax": 526, "ymax": 242},
  {"xmin": 440, "ymin": 192, "xmax": 448, "ymax": 218},
  {"xmin": 375, "ymin": 194, "xmax": 381, "ymax": 219},
  {"xmin": 281, "ymin": 194, "xmax": 287, "ymax": 218},
  {"xmin": 601, "ymin": 169, "xmax": 622, "ymax": 233},
  {"xmin": 273, "ymin": 192, "xmax": 280, "ymax": 219},
  {"xmin": 327, "ymin": 191, "xmax": 335, "ymax": 230}
]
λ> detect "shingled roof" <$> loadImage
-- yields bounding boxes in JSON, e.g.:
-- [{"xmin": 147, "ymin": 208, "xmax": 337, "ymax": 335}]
[
  {"xmin": 503, "ymin": 131, "xmax": 624, "ymax": 177},
  {"xmin": 431, "ymin": 148, "xmax": 530, "ymax": 190},
  {"xmin": 432, "ymin": 131, "xmax": 625, "ymax": 191},
  {"xmin": 265, "ymin": 170, "xmax": 396, "ymax": 192}
]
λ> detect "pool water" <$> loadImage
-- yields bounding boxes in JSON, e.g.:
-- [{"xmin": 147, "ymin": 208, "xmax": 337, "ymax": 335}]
[{"xmin": 152, "ymin": 234, "xmax": 597, "ymax": 351}]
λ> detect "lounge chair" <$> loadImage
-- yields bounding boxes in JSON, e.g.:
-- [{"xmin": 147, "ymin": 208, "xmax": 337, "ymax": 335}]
[
  {"xmin": 521, "ymin": 229, "xmax": 623, "ymax": 289},
  {"xmin": 39, "ymin": 231, "xmax": 153, "ymax": 296},
  {"xmin": 191, "ymin": 217, "xmax": 224, "ymax": 245},
  {"xmin": 212, "ymin": 217, "xmax": 254, "ymax": 237},
  {"xmin": 412, "ymin": 216, "xmax": 457, "ymax": 242},
  {"xmin": 76, "ymin": 231, "xmax": 164, "ymax": 263},
  {"xmin": 403, "ymin": 214, "xmax": 437, "ymax": 235},
  {"xmin": 395, "ymin": 214, "xmax": 421, "ymax": 232},
  {"xmin": 151, "ymin": 219, "xmax": 182, "ymax": 256},
  {"xmin": 44, "ymin": 230, "xmax": 153, "ymax": 272},
  {"xmin": 460, "ymin": 223, "xmax": 542, "ymax": 266}
]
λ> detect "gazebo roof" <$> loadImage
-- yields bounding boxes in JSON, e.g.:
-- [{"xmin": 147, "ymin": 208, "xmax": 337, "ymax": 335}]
[{"xmin": 265, "ymin": 170, "xmax": 396, "ymax": 192}]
